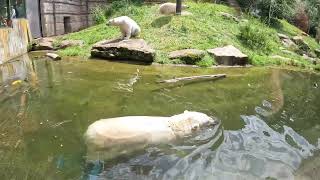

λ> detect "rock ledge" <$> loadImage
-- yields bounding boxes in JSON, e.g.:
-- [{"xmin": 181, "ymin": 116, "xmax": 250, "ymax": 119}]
[
  {"xmin": 207, "ymin": 45, "xmax": 248, "ymax": 65},
  {"xmin": 91, "ymin": 39, "xmax": 155, "ymax": 63},
  {"xmin": 169, "ymin": 49, "xmax": 206, "ymax": 64}
]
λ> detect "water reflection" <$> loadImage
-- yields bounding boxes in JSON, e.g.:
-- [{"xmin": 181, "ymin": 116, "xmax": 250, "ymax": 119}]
[
  {"xmin": 0, "ymin": 54, "xmax": 38, "ymax": 118},
  {"xmin": 89, "ymin": 113, "xmax": 318, "ymax": 180},
  {"xmin": 0, "ymin": 54, "xmax": 41, "ymax": 179},
  {"xmin": 0, "ymin": 55, "xmax": 320, "ymax": 180},
  {"xmin": 0, "ymin": 54, "xmax": 37, "ymax": 84}
]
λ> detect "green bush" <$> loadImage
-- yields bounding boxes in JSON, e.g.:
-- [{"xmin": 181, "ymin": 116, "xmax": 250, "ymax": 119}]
[
  {"xmin": 239, "ymin": 20, "xmax": 280, "ymax": 54},
  {"xmin": 196, "ymin": 55, "xmax": 214, "ymax": 67},
  {"xmin": 91, "ymin": 6, "xmax": 107, "ymax": 24},
  {"xmin": 104, "ymin": 0, "xmax": 128, "ymax": 17},
  {"xmin": 237, "ymin": 0, "xmax": 296, "ymax": 22},
  {"xmin": 91, "ymin": 0, "xmax": 143, "ymax": 23}
]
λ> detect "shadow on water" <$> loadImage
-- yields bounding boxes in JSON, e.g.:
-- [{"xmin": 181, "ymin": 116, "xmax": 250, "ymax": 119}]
[{"xmin": 1, "ymin": 53, "xmax": 320, "ymax": 179}]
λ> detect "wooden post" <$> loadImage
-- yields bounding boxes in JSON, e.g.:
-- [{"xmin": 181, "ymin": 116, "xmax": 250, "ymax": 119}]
[
  {"xmin": 176, "ymin": 0, "xmax": 182, "ymax": 15},
  {"xmin": 6, "ymin": 0, "xmax": 10, "ymax": 19},
  {"xmin": 53, "ymin": 1, "xmax": 56, "ymax": 35}
]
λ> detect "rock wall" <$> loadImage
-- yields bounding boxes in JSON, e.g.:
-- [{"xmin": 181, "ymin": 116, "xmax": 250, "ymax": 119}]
[{"xmin": 0, "ymin": 19, "xmax": 32, "ymax": 64}]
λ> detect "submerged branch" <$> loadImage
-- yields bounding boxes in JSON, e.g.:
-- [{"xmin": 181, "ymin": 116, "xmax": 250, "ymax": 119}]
[{"xmin": 158, "ymin": 74, "xmax": 227, "ymax": 84}]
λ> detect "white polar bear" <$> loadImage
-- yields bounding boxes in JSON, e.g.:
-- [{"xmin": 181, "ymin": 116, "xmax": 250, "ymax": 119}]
[
  {"xmin": 84, "ymin": 111, "xmax": 217, "ymax": 150},
  {"xmin": 159, "ymin": 3, "xmax": 188, "ymax": 15},
  {"xmin": 107, "ymin": 16, "xmax": 141, "ymax": 40}
]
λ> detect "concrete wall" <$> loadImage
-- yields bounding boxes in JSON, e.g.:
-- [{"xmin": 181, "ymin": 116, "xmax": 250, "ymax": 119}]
[
  {"xmin": 40, "ymin": 0, "xmax": 106, "ymax": 37},
  {"xmin": 36, "ymin": 0, "xmax": 167, "ymax": 37},
  {"xmin": 26, "ymin": 0, "xmax": 42, "ymax": 38},
  {"xmin": 0, "ymin": 19, "xmax": 32, "ymax": 64}
]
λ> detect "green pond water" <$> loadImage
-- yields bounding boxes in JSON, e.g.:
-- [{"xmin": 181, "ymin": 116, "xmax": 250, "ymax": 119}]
[{"xmin": 0, "ymin": 53, "xmax": 320, "ymax": 180}]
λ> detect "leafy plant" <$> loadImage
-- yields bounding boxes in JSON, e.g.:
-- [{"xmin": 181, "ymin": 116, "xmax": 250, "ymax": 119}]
[
  {"xmin": 237, "ymin": 0, "xmax": 296, "ymax": 22},
  {"xmin": 196, "ymin": 55, "xmax": 214, "ymax": 67},
  {"xmin": 91, "ymin": 6, "xmax": 107, "ymax": 24},
  {"xmin": 239, "ymin": 19, "xmax": 280, "ymax": 54}
]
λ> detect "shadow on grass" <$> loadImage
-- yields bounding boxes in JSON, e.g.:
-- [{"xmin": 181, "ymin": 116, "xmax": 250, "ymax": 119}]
[{"xmin": 151, "ymin": 16, "xmax": 172, "ymax": 28}]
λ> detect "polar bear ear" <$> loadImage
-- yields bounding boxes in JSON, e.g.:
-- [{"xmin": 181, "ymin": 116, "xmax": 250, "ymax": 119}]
[{"xmin": 184, "ymin": 110, "xmax": 189, "ymax": 113}]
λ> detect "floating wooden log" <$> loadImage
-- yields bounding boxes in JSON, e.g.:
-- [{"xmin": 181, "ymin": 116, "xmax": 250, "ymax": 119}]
[
  {"xmin": 46, "ymin": 53, "xmax": 61, "ymax": 61},
  {"xmin": 158, "ymin": 74, "xmax": 227, "ymax": 84}
]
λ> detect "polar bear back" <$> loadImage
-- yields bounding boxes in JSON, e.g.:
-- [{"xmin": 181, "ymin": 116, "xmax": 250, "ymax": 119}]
[
  {"xmin": 109, "ymin": 16, "xmax": 141, "ymax": 37},
  {"xmin": 85, "ymin": 116, "xmax": 175, "ymax": 149},
  {"xmin": 84, "ymin": 111, "xmax": 216, "ymax": 150},
  {"xmin": 159, "ymin": 3, "xmax": 188, "ymax": 15}
]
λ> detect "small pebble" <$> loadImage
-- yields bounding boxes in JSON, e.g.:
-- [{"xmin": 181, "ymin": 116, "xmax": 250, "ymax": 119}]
[{"xmin": 40, "ymin": 122, "xmax": 43, "ymax": 125}]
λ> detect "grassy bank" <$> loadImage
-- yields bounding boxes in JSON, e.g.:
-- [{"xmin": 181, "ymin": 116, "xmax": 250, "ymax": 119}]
[{"xmin": 55, "ymin": 2, "xmax": 320, "ymax": 71}]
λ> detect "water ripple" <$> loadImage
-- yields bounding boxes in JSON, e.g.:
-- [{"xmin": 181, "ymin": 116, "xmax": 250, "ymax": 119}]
[{"xmin": 86, "ymin": 115, "xmax": 318, "ymax": 180}]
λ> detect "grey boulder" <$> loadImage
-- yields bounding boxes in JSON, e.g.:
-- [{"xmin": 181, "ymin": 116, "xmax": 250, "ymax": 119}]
[
  {"xmin": 32, "ymin": 38, "xmax": 54, "ymax": 51},
  {"xmin": 207, "ymin": 45, "xmax": 248, "ymax": 66},
  {"xmin": 59, "ymin": 40, "xmax": 84, "ymax": 49},
  {"xmin": 91, "ymin": 39, "xmax": 155, "ymax": 63},
  {"xmin": 169, "ymin": 49, "xmax": 206, "ymax": 64}
]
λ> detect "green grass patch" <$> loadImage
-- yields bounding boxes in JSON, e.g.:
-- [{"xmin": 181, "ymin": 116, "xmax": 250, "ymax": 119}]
[
  {"xmin": 196, "ymin": 54, "xmax": 215, "ymax": 67},
  {"xmin": 277, "ymin": 19, "xmax": 303, "ymax": 37},
  {"xmin": 56, "ymin": 2, "xmax": 320, "ymax": 70},
  {"xmin": 239, "ymin": 18, "xmax": 280, "ymax": 54}
]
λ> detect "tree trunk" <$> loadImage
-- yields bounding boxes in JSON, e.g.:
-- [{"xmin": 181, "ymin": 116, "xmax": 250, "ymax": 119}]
[
  {"xmin": 176, "ymin": 0, "xmax": 182, "ymax": 15},
  {"xmin": 6, "ymin": 0, "xmax": 10, "ymax": 20}
]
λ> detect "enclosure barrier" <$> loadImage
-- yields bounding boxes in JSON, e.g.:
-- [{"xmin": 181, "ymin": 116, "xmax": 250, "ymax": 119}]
[{"xmin": 0, "ymin": 19, "xmax": 32, "ymax": 64}]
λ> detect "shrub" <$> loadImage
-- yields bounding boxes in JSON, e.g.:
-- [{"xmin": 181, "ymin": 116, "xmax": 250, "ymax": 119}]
[
  {"xmin": 104, "ymin": 0, "xmax": 128, "ymax": 17},
  {"xmin": 293, "ymin": 3, "xmax": 309, "ymax": 32},
  {"xmin": 91, "ymin": 0, "xmax": 143, "ymax": 23},
  {"xmin": 196, "ymin": 55, "xmax": 214, "ymax": 67},
  {"xmin": 237, "ymin": 0, "xmax": 296, "ymax": 21},
  {"xmin": 91, "ymin": 6, "xmax": 107, "ymax": 24},
  {"xmin": 239, "ymin": 20, "xmax": 280, "ymax": 54},
  {"xmin": 304, "ymin": 0, "xmax": 320, "ymax": 36}
]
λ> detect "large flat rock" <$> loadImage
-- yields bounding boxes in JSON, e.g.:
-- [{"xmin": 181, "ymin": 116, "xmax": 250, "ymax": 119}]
[
  {"xmin": 292, "ymin": 36, "xmax": 311, "ymax": 53},
  {"xmin": 32, "ymin": 38, "xmax": 54, "ymax": 51},
  {"xmin": 59, "ymin": 40, "xmax": 84, "ymax": 49},
  {"xmin": 91, "ymin": 39, "xmax": 155, "ymax": 63},
  {"xmin": 169, "ymin": 49, "xmax": 206, "ymax": 64},
  {"xmin": 207, "ymin": 45, "xmax": 248, "ymax": 66}
]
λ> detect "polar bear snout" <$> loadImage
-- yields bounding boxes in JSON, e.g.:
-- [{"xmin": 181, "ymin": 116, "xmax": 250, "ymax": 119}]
[
  {"xmin": 182, "ymin": 5, "xmax": 189, "ymax": 9},
  {"xmin": 106, "ymin": 20, "xmax": 112, "ymax": 26}
]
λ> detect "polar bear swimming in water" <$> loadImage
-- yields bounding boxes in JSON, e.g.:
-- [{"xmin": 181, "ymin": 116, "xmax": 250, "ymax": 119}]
[
  {"xmin": 159, "ymin": 2, "xmax": 189, "ymax": 15},
  {"xmin": 84, "ymin": 111, "xmax": 217, "ymax": 151},
  {"xmin": 107, "ymin": 16, "xmax": 141, "ymax": 40}
]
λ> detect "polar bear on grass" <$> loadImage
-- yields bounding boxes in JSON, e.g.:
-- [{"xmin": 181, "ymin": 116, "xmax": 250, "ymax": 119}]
[
  {"xmin": 107, "ymin": 16, "xmax": 141, "ymax": 40},
  {"xmin": 159, "ymin": 2, "xmax": 189, "ymax": 15},
  {"xmin": 84, "ymin": 111, "xmax": 217, "ymax": 150}
]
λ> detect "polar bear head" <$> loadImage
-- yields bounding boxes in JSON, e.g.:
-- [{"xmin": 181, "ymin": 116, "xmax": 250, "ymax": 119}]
[
  {"xmin": 107, "ymin": 16, "xmax": 125, "ymax": 26},
  {"xmin": 182, "ymin": 4, "xmax": 189, "ymax": 10},
  {"xmin": 169, "ymin": 111, "xmax": 218, "ymax": 137}
]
